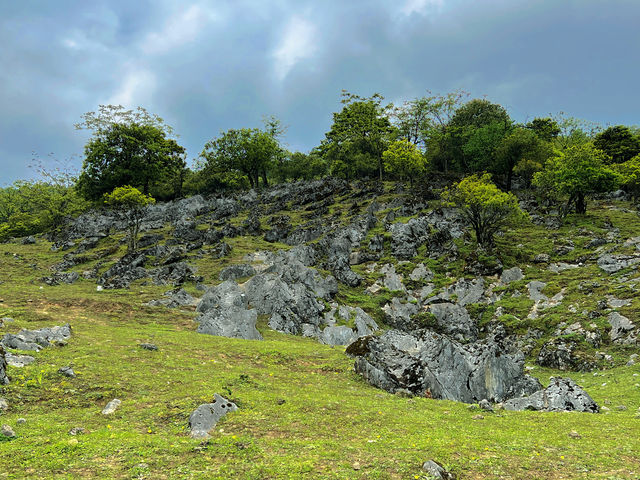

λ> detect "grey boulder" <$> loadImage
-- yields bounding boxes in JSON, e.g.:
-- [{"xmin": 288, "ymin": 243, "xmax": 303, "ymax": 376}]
[
  {"xmin": 189, "ymin": 394, "xmax": 238, "ymax": 439},
  {"xmin": 504, "ymin": 377, "xmax": 599, "ymax": 413},
  {"xmin": 347, "ymin": 329, "xmax": 541, "ymax": 403}
]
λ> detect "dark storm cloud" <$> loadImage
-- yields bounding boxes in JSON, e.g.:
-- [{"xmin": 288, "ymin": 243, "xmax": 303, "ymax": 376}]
[{"xmin": 1, "ymin": 0, "xmax": 639, "ymax": 184}]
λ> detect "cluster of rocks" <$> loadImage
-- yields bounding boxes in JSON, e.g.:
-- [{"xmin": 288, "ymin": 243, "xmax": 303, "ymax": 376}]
[
  {"xmin": 195, "ymin": 245, "xmax": 378, "ymax": 345},
  {"xmin": 1, "ymin": 324, "xmax": 71, "ymax": 352}
]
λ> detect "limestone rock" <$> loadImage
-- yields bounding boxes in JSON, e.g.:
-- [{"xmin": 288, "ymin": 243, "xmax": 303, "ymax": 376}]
[
  {"xmin": 500, "ymin": 267, "xmax": 523, "ymax": 284},
  {"xmin": 608, "ymin": 312, "xmax": 636, "ymax": 344},
  {"xmin": 504, "ymin": 377, "xmax": 599, "ymax": 413},
  {"xmin": 102, "ymin": 399, "xmax": 122, "ymax": 415},
  {"xmin": 1, "ymin": 324, "xmax": 71, "ymax": 352},
  {"xmin": 347, "ymin": 329, "xmax": 541, "ymax": 403},
  {"xmin": 189, "ymin": 394, "xmax": 238, "ymax": 439},
  {"xmin": 219, "ymin": 264, "xmax": 256, "ymax": 281}
]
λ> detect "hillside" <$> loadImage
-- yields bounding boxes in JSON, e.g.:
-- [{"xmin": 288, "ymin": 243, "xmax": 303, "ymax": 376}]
[{"xmin": 1, "ymin": 178, "xmax": 639, "ymax": 479}]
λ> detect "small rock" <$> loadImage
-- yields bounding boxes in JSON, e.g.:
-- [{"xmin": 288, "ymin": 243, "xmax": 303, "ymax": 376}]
[
  {"xmin": 277, "ymin": 399, "xmax": 286, "ymax": 406},
  {"xmin": 472, "ymin": 414, "xmax": 484, "ymax": 420},
  {"xmin": 616, "ymin": 405, "xmax": 627, "ymax": 411},
  {"xmin": 533, "ymin": 253, "xmax": 550, "ymax": 263},
  {"xmin": 1, "ymin": 424, "xmax": 15, "ymax": 438},
  {"xmin": 102, "ymin": 399, "xmax": 122, "ymax": 415},
  {"xmin": 601, "ymin": 406, "xmax": 610, "ymax": 412},
  {"xmin": 421, "ymin": 459, "xmax": 453, "ymax": 479},
  {"xmin": 478, "ymin": 399, "xmax": 493, "ymax": 412},
  {"xmin": 58, "ymin": 366, "xmax": 76, "ymax": 378},
  {"xmin": 568, "ymin": 431, "xmax": 581, "ymax": 439},
  {"xmin": 16, "ymin": 418, "xmax": 26, "ymax": 425},
  {"xmin": 139, "ymin": 343, "xmax": 158, "ymax": 351},
  {"xmin": 0, "ymin": 398, "xmax": 8, "ymax": 411},
  {"xmin": 69, "ymin": 427, "xmax": 87, "ymax": 436},
  {"xmin": 352, "ymin": 461, "xmax": 361, "ymax": 471}
]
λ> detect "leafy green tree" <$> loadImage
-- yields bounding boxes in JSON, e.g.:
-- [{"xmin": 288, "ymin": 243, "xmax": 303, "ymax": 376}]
[
  {"xmin": 0, "ymin": 179, "xmax": 88, "ymax": 241},
  {"xmin": 104, "ymin": 186, "xmax": 155, "ymax": 252},
  {"xmin": 382, "ymin": 139, "xmax": 428, "ymax": 185},
  {"xmin": 594, "ymin": 125, "xmax": 640, "ymax": 164},
  {"xmin": 76, "ymin": 106, "xmax": 186, "ymax": 201},
  {"xmin": 613, "ymin": 155, "xmax": 640, "ymax": 200},
  {"xmin": 461, "ymin": 121, "xmax": 511, "ymax": 174},
  {"xmin": 442, "ymin": 173, "xmax": 526, "ymax": 247},
  {"xmin": 552, "ymin": 113, "xmax": 602, "ymax": 151},
  {"xmin": 320, "ymin": 91, "xmax": 393, "ymax": 181},
  {"xmin": 533, "ymin": 143, "xmax": 618, "ymax": 214},
  {"xmin": 436, "ymin": 98, "xmax": 511, "ymax": 173},
  {"xmin": 494, "ymin": 128, "xmax": 552, "ymax": 190},
  {"xmin": 200, "ymin": 127, "xmax": 280, "ymax": 189},
  {"xmin": 525, "ymin": 117, "xmax": 560, "ymax": 142}
]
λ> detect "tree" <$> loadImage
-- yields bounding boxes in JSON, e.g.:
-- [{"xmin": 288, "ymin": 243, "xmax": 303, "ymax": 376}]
[
  {"xmin": 594, "ymin": 125, "xmax": 640, "ymax": 164},
  {"xmin": 613, "ymin": 155, "xmax": 640, "ymax": 201},
  {"xmin": 320, "ymin": 91, "xmax": 393, "ymax": 181},
  {"xmin": 532, "ymin": 143, "xmax": 618, "ymax": 214},
  {"xmin": 76, "ymin": 106, "xmax": 186, "ymax": 201},
  {"xmin": 201, "ymin": 127, "xmax": 280, "ymax": 189},
  {"xmin": 526, "ymin": 117, "xmax": 560, "ymax": 142},
  {"xmin": 104, "ymin": 186, "xmax": 155, "ymax": 252},
  {"xmin": 438, "ymin": 98, "xmax": 511, "ymax": 173},
  {"xmin": 382, "ymin": 139, "xmax": 428, "ymax": 185},
  {"xmin": 552, "ymin": 113, "xmax": 601, "ymax": 151},
  {"xmin": 494, "ymin": 127, "xmax": 552, "ymax": 190},
  {"xmin": 442, "ymin": 173, "xmax": 526, "ymax": 247}
]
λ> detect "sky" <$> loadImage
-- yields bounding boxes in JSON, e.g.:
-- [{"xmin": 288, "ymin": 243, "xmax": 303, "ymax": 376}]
[{"xmin": 1, "ymin": 0, "xmax": 639, "ymax": 185}]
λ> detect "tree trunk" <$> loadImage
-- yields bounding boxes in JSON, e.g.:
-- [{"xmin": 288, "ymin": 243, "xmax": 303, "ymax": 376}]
[
  {"xmin": 576, "ymin": 193, "xmax": 587, "ymax": 214},
  {"xmin": 261, "ymin": 170, "xmax": 269, "ymax": 188}
]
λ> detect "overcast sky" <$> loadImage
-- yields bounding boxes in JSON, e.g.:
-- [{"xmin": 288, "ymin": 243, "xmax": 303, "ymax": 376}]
[{"xmin": 1, "ymin": 0, "xmax": 639, "ymax": 185}]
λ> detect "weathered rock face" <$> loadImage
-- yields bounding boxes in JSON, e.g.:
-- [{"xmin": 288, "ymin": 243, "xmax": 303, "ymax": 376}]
[
  {"xmin": 537, "ymin": 338, "xmax": 595, "ymax": 371},
  {"xmin": 500, "ymin": 267, "xmax": 524, "ymax": 284},
  {"xmin": 189, "ymin": 394, "xmax": 238, "ymax": 439},
  {"xmin": 147, "ymin": 289, "xmax": 197, "ymax": 308},
  {"xmin": 504, "ymin": 377, "xmax": 599, "ymax": 413},
  {"xmin": 597, "ymin": 254, "xmax": 640, "ymax": 273},
  {"xmin": 219, "ymin": 263, "xmax": 257, "ymax": 281},
  {"xmin": 196, "ymin": 281, "xmax": 262, "ymax": 341},
  {"xmin": 608, "ymin": 312, "xmax": 637, "ymax": 345},
  {"xmin": 99, "ymin": 253, "xmax": 148, "ymax": 289},
  {"xmin": 1, "ymin": 324, "xmax": 72, "ymax": 352},
  {"xmin": 0, "ymin": 346, "xmax": 9, "ymax": 385},
  {"xmin": 427, "ymin": 303, "xmax": 478, "ymax": 342},
  {"xmin": 321, "ymin": 306, "xmax": 378, "ymax": 346},
  {"xmin": 347, "ymin": 329, "xmax": 541, "ymax": 403}
]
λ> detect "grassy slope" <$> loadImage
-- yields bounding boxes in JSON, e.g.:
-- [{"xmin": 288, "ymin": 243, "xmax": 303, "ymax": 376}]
[{"xmin": 0, "ymin": 191, "xmax": 639, "ymax": 479}]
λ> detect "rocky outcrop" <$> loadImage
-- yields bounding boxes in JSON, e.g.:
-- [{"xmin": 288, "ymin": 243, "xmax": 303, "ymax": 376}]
[
  {"xmin": 608, "ymin": 312, "xmax": 637, "ymax": 344},
  {"xmin": 504, "ymin": 377, "xmax": 599, "ymax": 413},
  {"xmin": 196, "ymin": 281, "xmax": 262, "ymax": 340},
  {"xmin": 597, "ymin": 254, "xmax": 640, "ymax": 274},
  {"xmin": 536, "ymin": 338, "xmax": 595, "ymax": 371},
  {"xmin": 321, "ymin": 305, "xmax": 378, "ymax": 346},
  {"xmin": 347, "ymin": 329, "xmax": 541, "ymax": 403},
  {"xmin": 189, "ymin": 394, "xmax": 238, "ymax": 439},
  {"xmin": 1, "ymin": 324, "xmax": 71, "ymax": 352}
]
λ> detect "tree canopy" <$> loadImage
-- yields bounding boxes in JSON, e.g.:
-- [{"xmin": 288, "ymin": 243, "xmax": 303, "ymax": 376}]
[
  {"xmin": 320, "ymin": 91, "xmax": 393, "ymax": 181},
  {"xmin": 104, "ymin": 186, "xmax": 155, "ymax": 252},
  {"xmin": 532, "ymin": 143, "xmax": 618, "ymax": 214},
  {"xmin": 442, "ymin": 173, "xmax": 526, "ymax": 247},
  {"xmin": 593, "ymin": 125, "xmax": 640, "ymax": 164},
  {"xmin": 76, "ymin": 106, "xmax": 185, "ymax": 201}
]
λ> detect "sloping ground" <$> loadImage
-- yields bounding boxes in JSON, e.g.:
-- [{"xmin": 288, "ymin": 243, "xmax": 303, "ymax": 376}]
[{"xmin": 0, "ymin": 179, "xmax": 639, "ymax": 479}]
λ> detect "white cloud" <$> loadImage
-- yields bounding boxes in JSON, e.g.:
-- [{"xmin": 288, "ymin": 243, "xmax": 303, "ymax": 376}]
[
  {"xmin": 141, "ymin": 4, "xmax": 218, "ymax": 55},
  {"xmin": 272, "ymin": 16, "xmax": 317, "ymax": 81},
  {"xmin": 106, "ymin": 69, "xmax": 157, "ymax": 107},
  {"xmin": 401, "ymin": 0, "xmax": 444, "ymax": 16}
]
